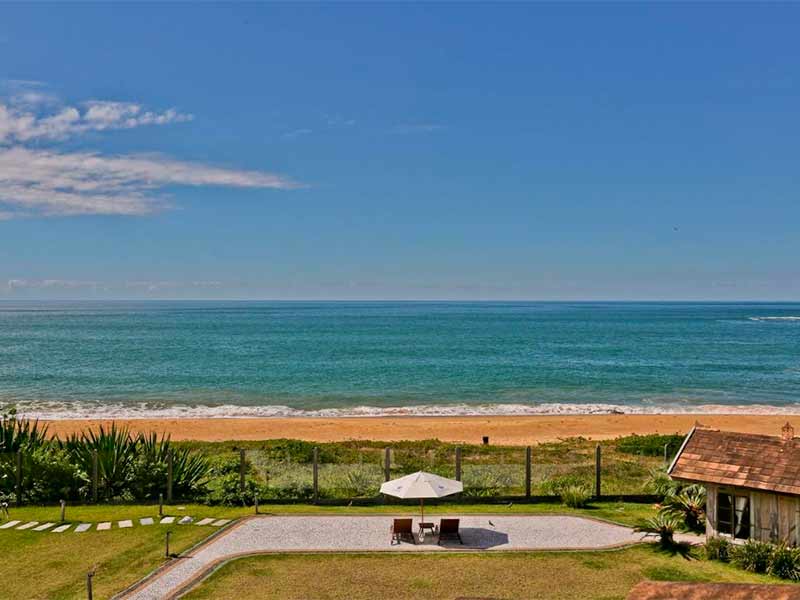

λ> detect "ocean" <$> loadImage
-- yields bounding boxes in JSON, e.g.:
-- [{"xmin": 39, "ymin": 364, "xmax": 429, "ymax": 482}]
[{"xmin": 1, "ymin": 301, "xmax": 799, "ymax": 419}]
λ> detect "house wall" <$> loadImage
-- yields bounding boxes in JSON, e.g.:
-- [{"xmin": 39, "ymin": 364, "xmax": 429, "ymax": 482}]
[{"xmin": 706, "ymin": 485, "xmax": 799, "ymax": 544}]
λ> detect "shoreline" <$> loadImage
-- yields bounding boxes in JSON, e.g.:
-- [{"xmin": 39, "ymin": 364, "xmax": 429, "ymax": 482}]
[{"xmin": 40, "ymin": 413, "xmax": 799, "ymax": 444}]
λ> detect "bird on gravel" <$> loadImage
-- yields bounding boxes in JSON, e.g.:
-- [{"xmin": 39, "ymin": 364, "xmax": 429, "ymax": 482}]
[{"xmin": 488, "ymin": 520, "xmax": 496, "ymax": 528}]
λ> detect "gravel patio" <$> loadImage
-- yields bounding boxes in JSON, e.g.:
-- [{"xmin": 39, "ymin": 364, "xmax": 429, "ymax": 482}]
[{"xmin": 119, "ymin": 514, "xmax": 659, "ymax": 599}]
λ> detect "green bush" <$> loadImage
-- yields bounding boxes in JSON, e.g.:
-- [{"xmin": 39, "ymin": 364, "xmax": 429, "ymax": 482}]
[
  {"xmin": 560, "ymin": 484, "xmax": 591, "ymax": 508},
  {"xmin": 461, "ymin": 466, "xmax": 515, "ymax": 498},
  {"xmin": 704, "ymin": 536, "xmax": 731, "ymax": 562},
  {"xmin": 768, "ymin": 543, "xmax": 800, "ymax": 581},
  {"xmin": 730, "ymin": 539, "xmax": 772, "ymax": 573},
  {"xmin": 539, "ymin": 474, "xmax": 590, "ymax": 496},
  {"xmin": 616, "ymin": 434, "xmax": 684, "ymax": 458}
]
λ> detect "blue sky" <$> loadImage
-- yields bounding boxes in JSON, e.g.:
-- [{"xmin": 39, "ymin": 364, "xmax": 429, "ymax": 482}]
[{"xmin": 1, "ymin": 3, "xmax": 798, "ymax": 300}]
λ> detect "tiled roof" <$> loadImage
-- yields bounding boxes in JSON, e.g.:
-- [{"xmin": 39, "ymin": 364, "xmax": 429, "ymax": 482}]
[
  {"xmin": 669, "ymin": 427, "xmax": 800, "ymax": 496},
  {"xmin": 627, "ymin": 581, "xmax": 800, "ymax": 600}
]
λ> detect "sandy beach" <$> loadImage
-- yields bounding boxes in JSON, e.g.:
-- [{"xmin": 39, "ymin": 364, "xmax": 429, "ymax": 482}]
[{"xmin": 41, "ymin": 414, "xmax": 798, "ymax": 445}]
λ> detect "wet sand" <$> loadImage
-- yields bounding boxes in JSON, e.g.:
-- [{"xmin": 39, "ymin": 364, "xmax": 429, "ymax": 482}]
[{"xmin": 41, "ymin": 414, "xmax": 797, "ymax": 445}]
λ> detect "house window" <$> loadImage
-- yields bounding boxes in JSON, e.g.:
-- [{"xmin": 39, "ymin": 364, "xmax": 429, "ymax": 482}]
[{"xmin": 718, "ymin": 490, "xmax": 751, "ymax": 540}]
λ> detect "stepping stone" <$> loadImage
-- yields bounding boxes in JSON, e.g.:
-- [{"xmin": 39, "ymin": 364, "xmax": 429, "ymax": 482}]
[
  {"xmin": 159, "ymin": 516, "xmax": 175, "ymax": 524},
  {"xmin": 16, "ymin": 522, "xmax": 38, "ymax": 530},
  {"xmin": 211, "ymin": 519, "xmax": 231, "ymax": 527},
  {"xmin": 33, "ymin": 522, "xmax": 55, "ymax": 531},
  {"xmin": 96, "ymin": 522, "xmax": 111, "ymax": 531},
  {"xmin": 52, "ymin": 524, "xmax": 72, "ymax": 533},
  {"xmin": 0, "ymin": 520, "xmax": 21, "ymax": 529},
  {"xmin": 74, "ymin": 523, "xmax": 91, "ymax": 533},
  {"xmin": 118, "ymin": 520, "xmax": 133, "ymax": 528},
  {"xmin": 178, "ymin": 516, "xmax": 193, "ymax": 525},
  {"xmin": 195, "ymin": 518, "xmax": 214, "ymax": 526},
  {"xmin": 140, "ymin": 517, "xmax": 154, "ymax": 526}
]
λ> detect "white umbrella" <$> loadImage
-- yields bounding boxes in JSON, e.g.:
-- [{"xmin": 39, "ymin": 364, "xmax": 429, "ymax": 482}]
[{"xmin": 380, "ymin": 471, "xmax": 463, "ymax": 524}]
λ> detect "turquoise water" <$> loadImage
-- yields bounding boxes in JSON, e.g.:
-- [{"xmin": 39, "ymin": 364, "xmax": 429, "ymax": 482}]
[{"xmin": 1, "ymin": 301, "xmax": 799, "ymax": 418}]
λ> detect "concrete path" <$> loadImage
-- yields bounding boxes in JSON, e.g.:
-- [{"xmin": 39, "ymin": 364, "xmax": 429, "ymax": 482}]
[{"xmin": 121, "ymin": 514, "xmax": 654, "ymax": 600}]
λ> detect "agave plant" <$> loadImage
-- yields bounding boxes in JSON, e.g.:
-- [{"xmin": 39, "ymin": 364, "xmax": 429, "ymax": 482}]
[
  {"xmin": 1, "ymin": 408, "xmax": 49, "ymax": 453},
  {"xmin": 63, "ymin": 424, "xmax": 135, "ymax": 500},
  {"xmin": 662, "ymin": 484, "xmax": 706, "ymax": 532},
  {"xmin": 130, "ymin": 432, "xmax": 210, "ymax": 500}
]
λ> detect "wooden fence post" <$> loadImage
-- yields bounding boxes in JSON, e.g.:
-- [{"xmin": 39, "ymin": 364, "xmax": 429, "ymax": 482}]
[
  {"xmin": 92, "ymin": 450, "xmax": 98, "ymax": 503},
  {"xmin": 384, "ymin": 447, "xmax": 391, "ymax": 481},
  {"xmin": 525, "ymin": 446, "xmax": 532, "ymax": 500},
  {"xmin": 86, "ymin": 570, "xmax": 94, "ymax": 600},
  {"xmin": 60, "ymin": 499, "xmax": 66, "ymax": 522},
  {"xmin": 166, "ymin": 450, "xmax": 173, "ymax": 503},
  {"xmin": 239, "ymin": 449, "xmax": 246, "ymax": 494},
  {"xmin": 15, "ymin": 450, "xmax": 22, "ymax": 506},
  {"xmin": 312, "ymin": 446, "xmax": 319, "ymax": 504},
  {"xmin": 455, "ymin": 447, "xmax": 462, "ymax": 482},
  {"xmin": 595, "ymin": 444, "xmax": 602, "ymax": 499}
]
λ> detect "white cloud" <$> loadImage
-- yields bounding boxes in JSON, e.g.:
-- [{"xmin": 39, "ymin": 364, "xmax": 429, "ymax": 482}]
[
  {"xmin": 0, "ymin": 84, "xmax": 300, "ymax": 218},
  {"xmin": 0, "ymin": 147, "xmax": 298, "ymax": 217},
  {"xmin": 0, "ymin": 100, "xmax": 193, "ymax": 143}
]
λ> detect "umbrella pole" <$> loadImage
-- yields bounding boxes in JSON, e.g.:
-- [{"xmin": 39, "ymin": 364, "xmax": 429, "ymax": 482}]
[{"xmin": 421, "ymin": 498, "xmax": 424, "ymax": 525}]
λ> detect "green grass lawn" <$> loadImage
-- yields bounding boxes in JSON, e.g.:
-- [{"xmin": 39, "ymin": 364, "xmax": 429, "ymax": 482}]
[
  {"xmin": 0, "ymin": 517, "xmax": 211, "ymax": 600},
  {"xmin": 0, "ymin": 501, "xmax": 659, "ymax": 599},
  {"xmin": 183, "ymin": 545, "xmax": 786, "ymax": 600}
]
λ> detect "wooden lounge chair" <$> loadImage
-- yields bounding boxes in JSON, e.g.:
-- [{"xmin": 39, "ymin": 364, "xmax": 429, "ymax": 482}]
[
  {"xmin": 438, "ymin": 518, "xmax": 463, "ymax": 544},
  {"xmin": 391, "ymin": 518, "xmax": 416, "ymax": 545}
]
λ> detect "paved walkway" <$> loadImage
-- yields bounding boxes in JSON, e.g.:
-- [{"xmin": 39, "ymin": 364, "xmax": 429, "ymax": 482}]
[{"xmin": 121, "ymin": 514, "xmax": 660, "ymax": 600}]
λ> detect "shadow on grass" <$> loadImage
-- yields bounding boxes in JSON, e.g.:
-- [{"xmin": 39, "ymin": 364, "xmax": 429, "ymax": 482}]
[{"xmin": 653, "ymin": 540, "xmax": 695, "ymax": 561}]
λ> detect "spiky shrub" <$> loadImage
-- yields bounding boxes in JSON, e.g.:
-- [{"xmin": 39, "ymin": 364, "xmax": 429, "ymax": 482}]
[
  {"xmin": 635, "ymin": 512, "xmax": 680, "ymax": 546},
  {"xmin": 0, "ymin": 409, "xmax": 48, "ymax": 453},
  {"xmin": 662, "ymin": 484, "xmax": 706, "ymax": 532},
  {"xmin": 705, "ymin": 536, "xmax": 731, "ymax": 562},
  {"xmin": 130, "ymin": 433, "xmax": 210, "ymax": 501},
  {"xmin": 560, "ymin": 484, "xmax": 592, "ymax": 508},
  {"xmin": 63, "ymin": 424, "xmax": 135, "ymax": 500},
  {"xmin": 730, "ymin": 539, "xmax": 772, "ymax": 573},
  {"xmin": 767, "ymin": 543, "xmax": 800, "ymax": 580}
]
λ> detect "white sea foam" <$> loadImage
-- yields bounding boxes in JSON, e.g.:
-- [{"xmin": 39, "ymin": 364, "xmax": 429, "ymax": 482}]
[
  {"xmin": 749, "ymin": 316, "xmax": 800, "ymax": 322},
  {"xmin": 7, "ymin": 400, "xmax": 800, "ymax": 420}
]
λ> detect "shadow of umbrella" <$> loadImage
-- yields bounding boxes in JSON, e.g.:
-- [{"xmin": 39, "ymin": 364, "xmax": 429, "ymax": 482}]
[{"xmin": 446, "ymin": 527, "xmax": 510, "ymax": 549}]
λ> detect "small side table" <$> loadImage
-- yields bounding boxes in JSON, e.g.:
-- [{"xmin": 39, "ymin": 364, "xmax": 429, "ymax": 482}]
[{"xmin": 418, "ymin": 521, "xmax": 436, "ymax": 541}]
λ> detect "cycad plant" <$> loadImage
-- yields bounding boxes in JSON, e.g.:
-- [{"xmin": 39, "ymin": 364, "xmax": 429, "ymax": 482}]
[
  {"xmin": 635, "ymin": 512, "xmax": 681, "ymax": 546},
  {"xmin": 662, "ymin": 484, "xmax": 706, "ymax": 532}
]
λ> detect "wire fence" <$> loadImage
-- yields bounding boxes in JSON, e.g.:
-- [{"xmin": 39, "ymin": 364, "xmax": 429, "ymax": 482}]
[{"xmin": 2, "ymin": 439, "xmax": 669, "ymax": 506}]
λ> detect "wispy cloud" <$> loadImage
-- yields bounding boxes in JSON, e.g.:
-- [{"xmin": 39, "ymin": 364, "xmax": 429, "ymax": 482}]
[
  {"xmin": 5, "ymin": 278, "xmax": 226, "ymax": 294},
  {"xmin": 390, "ymin": 123, "xmax": 445, "ymax": 135},
  {"xmin": 0, "ymin": 147, "xmax": 298, "ymax": 217},
  {"xmin": 0, "ymin": 99, "xmax": 193, "ymax": 143},
  {"xmin": 0, "ymin": 82, "xmax": 299, "ymax": 219},
  {"xmin": 281, "ymin": 128, "xmax": 313, "ymax": 140}
]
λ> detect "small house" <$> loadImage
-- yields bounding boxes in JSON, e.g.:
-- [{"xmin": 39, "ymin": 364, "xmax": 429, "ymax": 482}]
[{"xmin": 669, "ymin": 423, "xmax": 800, "ymax": 545}]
